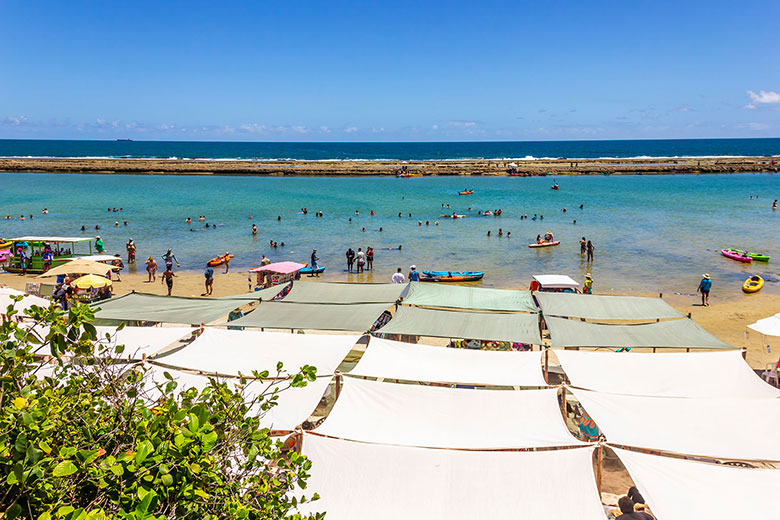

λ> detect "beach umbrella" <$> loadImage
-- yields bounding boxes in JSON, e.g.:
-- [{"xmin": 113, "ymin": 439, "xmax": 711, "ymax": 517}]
[
  {"xmin": 37, "ymin": 258, "xmax": 112, "ymax": 278},
  {"xmin": 71, "ymin": 274, "xmax": 112, "ymax": 289}
]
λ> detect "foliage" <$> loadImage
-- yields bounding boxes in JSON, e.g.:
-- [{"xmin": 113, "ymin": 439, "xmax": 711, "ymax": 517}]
[{"xmin": 0, "ymin": 297, "xmax": 322, "ymax": 519}]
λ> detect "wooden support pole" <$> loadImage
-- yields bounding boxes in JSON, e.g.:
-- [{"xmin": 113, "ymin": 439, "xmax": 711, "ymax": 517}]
[
  {"xmin": 544, "ymin": 349, "xmax": 550, "ymax": 385},
  {"xmin": 560, "ymin": 386, "xmax": 567, "ymax": 418},
  {"xmin": 596, "ymin": 445, "xmax": 604, "ymax": 495},
  {"xmin": 335, "ymin": 371, "xmax": 342, "ymax": 399},
  {"xmin": 741, "ymin": 348, "xmax": 747, "ymax": 360}
]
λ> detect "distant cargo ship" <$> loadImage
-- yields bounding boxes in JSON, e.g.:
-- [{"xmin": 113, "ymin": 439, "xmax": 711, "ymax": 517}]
[{"xmin": 116, "ymin": 138, "xmax": 133, "ymax": 141}]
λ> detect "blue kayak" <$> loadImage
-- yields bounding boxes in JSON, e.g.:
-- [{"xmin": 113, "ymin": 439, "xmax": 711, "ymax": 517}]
[
  {"xmin": 421, "ymin": 270, "xmax": 484, "ymax": 282},
  {"xmin": 301, "ymin": 265, "xmax": 325, "ymax": 274}
]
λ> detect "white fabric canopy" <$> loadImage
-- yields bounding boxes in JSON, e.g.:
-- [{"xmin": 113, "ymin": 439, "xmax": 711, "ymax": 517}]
[
  {"xmin": 153, "ymin": 328, "xmax": 357, "ymax": 377},
  {"xmin": 316, "ymin": 379, "xmax": 581, "ymax": 449},
  {"xmin": 556, "ymin": 350, "xmax": 780, "ymax": 398},
  {"xmin": 350, "ymin": 337, "xmax": 546, "ymax": 386},
  {"xmin": 614, "ymin": 448, "xmax": 780, "ymax": 520},
  {"xmin": 300, "ymin": 434, "xmax": 603, "ymax": 520},
  {"xmin": 748, "ymin": 313, "xmax": 780, "ymax": 337},
  {"xmin": 28, "ymin": 325, "xmax": 193, "ymax": 360},
  {"xmin": 0, "ymin": 288, "xmax": 51, "ymax": 315},
  {"xmin": 574, "ymin": 389, "xmax": 780, "ymax": 461},
  {"xmin": 144, "ymin": 365, "xmax": 331, "ymax": 432}
]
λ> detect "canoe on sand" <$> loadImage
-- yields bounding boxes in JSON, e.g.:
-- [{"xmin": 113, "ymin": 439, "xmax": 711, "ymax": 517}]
[{"xmin": 743, "ymin": 275, "xmax": 764, "ymax": 293}]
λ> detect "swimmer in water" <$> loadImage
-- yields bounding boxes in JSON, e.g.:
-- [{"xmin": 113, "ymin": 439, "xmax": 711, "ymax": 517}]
[
  {"xmin": 252, "ymin": 224, "xmax": 257, "ymax": 235},
  {"xmin": 487, "ymin": 230, "xmax": 491, "ymax": 237},
  {"xmin": 277, "ymin": 216, "xmax": 281, "ymax": 221}
]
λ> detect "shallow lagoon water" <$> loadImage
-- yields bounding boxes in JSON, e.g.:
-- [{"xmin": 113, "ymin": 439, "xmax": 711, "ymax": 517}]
[{"xmin": 1, "ymin": 172, "xmax": 778, "ymax": 295}]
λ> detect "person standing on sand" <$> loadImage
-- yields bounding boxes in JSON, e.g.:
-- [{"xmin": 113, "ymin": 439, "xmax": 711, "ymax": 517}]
[
  {"xmin": 145, "ymin": 256, "xmax": 157, "ymax": 282},
  {"xmin": 162, "ymin": 249, "xmax": 180, "ymax": 271},
  {"xmin": 204, "ymin": 263, "xmax": 214, "ymax": 296},
  {"xmin": 161, "ymin": 266, "xmax": 175, "ymax": 296},
  {"xmin": 698, "ymin": 273, "xmax": 712, "ymax": 306},
  {"xmin": 391, "ymin": 268, "xmax": 405, "ymax": 283},
  {"xmin": 346, "ymin": 248, "xmax": 355, "ymax": 272},
  {"xmin": 586, "ymin": 240, "xmax": 594, "ymax": 262},
  {"xmin": 223, "ymin": 252, "xmax": 231, "ymax": 274},
  {"xmin": 583, "ymin": 273, "xmax": 593, "ymax": 294}
]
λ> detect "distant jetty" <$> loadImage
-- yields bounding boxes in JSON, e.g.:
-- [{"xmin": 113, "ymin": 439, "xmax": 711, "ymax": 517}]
[{"xmin": 0, "ymin": 156, "xmax": 777, "ymax": 176}]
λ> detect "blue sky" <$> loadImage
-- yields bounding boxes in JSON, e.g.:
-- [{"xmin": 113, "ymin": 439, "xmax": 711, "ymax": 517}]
[{"xmin": 1, "ymin": 0, "xmax": 778, "ymax": 141}]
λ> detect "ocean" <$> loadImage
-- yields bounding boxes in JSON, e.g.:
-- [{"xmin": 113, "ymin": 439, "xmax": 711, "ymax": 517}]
[
  {"xmin": 1, "ymin": 138, "xmax": 780, "ymax": 161},
  {"xmin": 1, "ymin": 170, "xmax": 778, "ymax": 296}
]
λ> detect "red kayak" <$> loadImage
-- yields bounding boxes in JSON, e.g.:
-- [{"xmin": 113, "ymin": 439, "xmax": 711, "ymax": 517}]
[
  {"xmin": 529, "ymin": 241, "xmax": 561, "ymax": 248},
  {"xmin": 721, "ymin": 249, "xmax": 751, "ymax": 263}
]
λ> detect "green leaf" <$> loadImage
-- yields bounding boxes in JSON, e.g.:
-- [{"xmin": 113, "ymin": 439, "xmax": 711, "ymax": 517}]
[
  {"xmin": 38, "ymin": 512, "xmax": 52, "ymax": 520},
  {"xmin": 135, "ymin": 440, "xmax": 153, "ymax": 465},
  {"xmin": 53, "ymin": 460, "xmax": 78, "ymax": 477},
  {"xmin": 39, "ymin": 440, "xmax": 52, "ymax": 454},
  {"xmin": 161, "ymin": 473, "xmax": 173, "ymax": 487},
  {"xmin": 14, "ymin": 433, "xmax": 28, "ymax": 453},
  {"xmin": 6, "ymin": 502, "xmax": 22, "ymax": 520}
]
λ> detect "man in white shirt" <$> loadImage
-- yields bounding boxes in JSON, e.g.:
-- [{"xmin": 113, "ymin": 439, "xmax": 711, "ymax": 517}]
[{"xmin": 391, "ymin": 268, "xmax": 405, "ymax": 283}]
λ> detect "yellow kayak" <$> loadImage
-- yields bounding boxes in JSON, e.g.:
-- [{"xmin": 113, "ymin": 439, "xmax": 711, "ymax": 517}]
[{"xmin": 743, "ymin": 275, "xmax": 764, "ymax": 293}]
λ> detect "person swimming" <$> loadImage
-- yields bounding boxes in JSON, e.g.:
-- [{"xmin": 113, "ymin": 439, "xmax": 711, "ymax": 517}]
[{"xmin": 536, "ymin": 234, "xmax": 542, "ymax": 244}]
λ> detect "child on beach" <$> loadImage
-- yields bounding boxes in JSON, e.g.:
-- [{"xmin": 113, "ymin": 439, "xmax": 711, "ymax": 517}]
[{"xmin": 161, "ymin": 266, "xmax": 175, "ymax": 296}]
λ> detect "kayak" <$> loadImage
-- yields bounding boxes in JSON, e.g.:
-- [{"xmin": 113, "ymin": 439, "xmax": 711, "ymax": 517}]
[
  {"xmin": 207, "ymin": 253, "xmax": 234, "ymax": 267},
  {"xmin": 528, "ymin": 241, "xmax": 561, "ymax": 248},
  {"xmin": 743, "ymin": 275, "xmax": 764, "ymax": 293},
  {"xmin": 421, "ymin": 270, "xmax": 484, "ymax": 282},
  {"xmin": 721, "ymin": 249, "xmax": 751, "ymax": 263},
  {"xmin": 301, "ymin": 262, "xmax": 325, "ymax": 274},
  {"xmin": 725, "ymin": 248, "xmax": 770, "ymax": 262},
  {"xmin": 458, "ymin": 190, "xmax": 474, "ymax": 195}
]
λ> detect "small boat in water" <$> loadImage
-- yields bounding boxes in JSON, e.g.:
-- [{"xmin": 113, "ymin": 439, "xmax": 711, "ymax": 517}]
[
  {"xmin": 551, "ymin": 183, "xmax": 560, "ymax": 190},
  {"xmin": 421, "ymin": 270, "xmax": 484, "ymax": 282},
  {"xmin": 529, "ymin": 241, "xmax": 561, "ymax": 248},
  {"xmin": 458, "ymin": 190, "xmax": 474, "ymax": 195},
  {"xmin": 743, "ymin": 275, "xmax": 764, "ymax": 293},
  {"xmin": 725, "ymin": 248, "xmax": 770, "ymax": 262},
  {"xmin": 721, "ymin": 249, "xmax": 752, "ymax": 263},
  {"xmin": 207, "ymin": 253, "xmax": 234, "ymax": 267}
]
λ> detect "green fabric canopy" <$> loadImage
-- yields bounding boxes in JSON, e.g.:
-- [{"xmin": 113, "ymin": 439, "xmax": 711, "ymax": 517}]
[
  {"xmin": 281, "ymin": 282, "xmax": 407, "ymax": 304},
  {"xmin": 376, "ymin": 306, "xmax": 543, "ymax": 344},
  {"xmin": 535, "ymin": 292, "xmax": 685, "ymax": 321},
  {"xmin": 92, "ymin": 293, "xmax": 244, "ymax": 325},
  {"xmin": 545, "ymin": 316, "xmax": 733, "ymax": 349},
  {"xmin": 217, "ymin": 283, "xmax": 289, "ymax": 301},
  {"xmin": 403, "ymin": 282, "xmax": 538, "ymax": 313},
  {"xmin": 224, "ymin": 302, "xmax": 391, "ymax": 332}
]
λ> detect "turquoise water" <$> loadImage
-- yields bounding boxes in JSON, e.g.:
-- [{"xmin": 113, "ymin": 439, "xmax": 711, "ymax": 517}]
[{"xmin": 1, "ymin": 172, "xmax": 778, "ymax": 295}]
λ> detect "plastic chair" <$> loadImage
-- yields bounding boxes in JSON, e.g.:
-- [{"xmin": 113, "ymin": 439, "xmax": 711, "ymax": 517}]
[{"xmin": 761, "ymin": 363, "xmax": 780, "ymax": 387}]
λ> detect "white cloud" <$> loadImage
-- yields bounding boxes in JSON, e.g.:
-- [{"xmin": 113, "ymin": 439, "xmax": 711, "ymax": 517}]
[
  {"xmin": 446, "ymin": 120, "xmax": 478, "ymax": 128},
  {"xmin": 2, "ymin": 115, "xmax": 28, "ymax": 126},
  {"xmin": 745, "ymin": 90, "xmax": 780, "ymax": 109},
  {"xmin": 319, "ymin": 126, "xmax": 331, "ymax": 134},
  {"xmin": 736, "ymin": 122, "xmax": 771, "ymax": 131},
  {"xmin": 431, "ymin": 124, "xmax": 438, "ymax": 130},
  {"xmin": 344, "ymin": 126, "xmax": 358, "ymax": 133}
]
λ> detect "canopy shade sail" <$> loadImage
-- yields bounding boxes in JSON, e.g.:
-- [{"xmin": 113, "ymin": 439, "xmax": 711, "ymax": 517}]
[
  {"xmin": 282, "ymin": 282, "xmax": 407, "ymax": 304},
  {"xmin": 144, "ymin": 365, "xmax": 331, "ymax": 432},
  {"xmin": 152, "ymin": 328, "xmax": 358, "ymax": 376},
  {"xmin": 0, "ymin": 288, "xmax": 51, "ymax": 315},
  {"xmin": 350, "ymin": 337, "xmax": 546, "ymax": 386},
  {"xmin": 555, "ymin": 350, "xmax": 780, "ymax": 398},
  {"xmin": 535, "ymin": 292, "xmax": 685, "ymax": 321},
  {"xmin": 316, "ymin": 379, "xmax": 581, "ymax": 449},
  {"xmin": 216, "ymin": 283, "xmax": 289, "ymax": 301},
  {"xmin": 249, "ymin": 261, "xmax": 305, "ymax": 274},
  {"xmin": 546, "ymin": 316, "xmax": 733, "ymax": 349},
  {"xmin": 376, "ymin": 306, "xmax": 543, "ymax": 344},
  {"xmin": 224, "ymin": 302, "xmax": 390, "ymax": 332},
  {"xmin": 747, "ymin": 312, "xmax": 780, "ymax": 337},
  {"xmin": 574, "ymin": 389, "xmax": 780, "ymax": 461},
  {"xmin": 92, "ymin": 293, "xmax": 244, "ymax": 325},
  {"xmin": 27, "ymin": 325, "xmax": 194, "ymax": 360},
  {"xmin": 614, "ymin": 448, "xmax": 780, "ymax": 520},
  {"xmin": 299, "ymin": 435, "xmax": 603, "ymax": 520},
  {"xmin": 402, "ymin": 282, "xmax": 537, "ymax": 312}
]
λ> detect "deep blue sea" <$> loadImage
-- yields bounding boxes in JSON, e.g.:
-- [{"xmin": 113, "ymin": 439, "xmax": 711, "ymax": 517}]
[{"xmin": 1, "ymin": 138, "xmax": 779, "ymax": 161}]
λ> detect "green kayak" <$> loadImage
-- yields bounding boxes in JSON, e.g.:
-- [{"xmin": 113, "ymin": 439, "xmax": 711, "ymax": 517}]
[{"xmin": 726, "ymin": 248, "xmax": 770, "ymax": 262}]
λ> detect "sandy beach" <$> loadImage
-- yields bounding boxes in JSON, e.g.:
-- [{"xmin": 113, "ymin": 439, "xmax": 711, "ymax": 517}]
[
  {"xmin": 1, "ymin": 156, "xmax": 779, "ymax": 177},
  {"xmin": 2, "ymin": 269, "xmax": 777, "ymax": 369}
]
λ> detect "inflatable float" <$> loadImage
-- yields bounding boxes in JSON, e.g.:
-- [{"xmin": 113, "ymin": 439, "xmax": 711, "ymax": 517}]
[
  {"xmin": 440, "ymin": 214, "xmax": 467, "ymax": 219},
  {"xmin": 725, "ymin": 248, "xmax": 770, "ymax": 262},
  {"xmin": 421, "ymin": 270, "xmax": 484, "ymax": 282},
  {"xmin": 721, "ymin": 249, "xmax": 751, "ymax": 263},
  {"xmin": 528, "ymin": 241, "xmax": 561, "ymax": 248},
  {"xmin": 458, "ymin": 190, "xmax": 474, "ymax": 195},
  {"xmin": 207, "ymin": 253, "xmax": 234, "ymax": 267},
  {"xmin": 743, "ymin": 275, "xmax": 764, "ymax": 293}
]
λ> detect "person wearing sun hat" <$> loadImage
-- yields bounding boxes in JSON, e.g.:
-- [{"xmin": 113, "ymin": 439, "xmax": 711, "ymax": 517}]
[
  {"xmin": 697, "ymin": 273, "xmax": 712, "ymax": 306},
  {"xmin": 583, "ymin": 273, "xmax": 593, "ymax": 294}
]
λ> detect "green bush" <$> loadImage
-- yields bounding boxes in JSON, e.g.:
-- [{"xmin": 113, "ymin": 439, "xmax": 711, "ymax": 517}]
[{"xmin": 0, "ymin": 297, "xmax": 322, "ymax": 519}]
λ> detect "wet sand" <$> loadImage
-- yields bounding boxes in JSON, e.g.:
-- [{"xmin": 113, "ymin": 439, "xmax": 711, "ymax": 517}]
[{"xmin": 1, "ymin": 156, "xmax": 779, "ymax": 176}]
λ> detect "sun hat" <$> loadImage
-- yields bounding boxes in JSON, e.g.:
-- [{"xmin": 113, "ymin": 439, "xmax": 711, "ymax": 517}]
[
  {"xmin": 703, "ymin": 273, "xmax": 710, "ymax": 279},
  {"xmin": 585, "ymin": 273, "xmax": 592, "ymax": 278}
]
